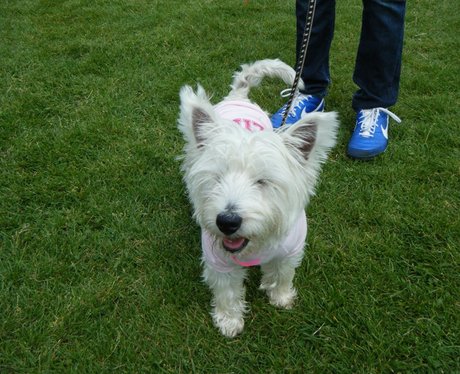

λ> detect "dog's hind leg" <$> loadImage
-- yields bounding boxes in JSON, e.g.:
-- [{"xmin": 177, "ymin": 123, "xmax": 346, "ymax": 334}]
[
  {"xmin": 260, "ymin": 253, "xmax": 303, "ymax": 309},
  {"xmin": 203, "ymin": 265, "xmax": 248, "ymax": 338}
]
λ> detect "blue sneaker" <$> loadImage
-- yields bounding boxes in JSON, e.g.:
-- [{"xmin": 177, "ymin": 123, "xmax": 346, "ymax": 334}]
[
  {"xmin": 347, "ymin": 108, "xmax": 401, "ymax": 160},
  {"xmin": 271, "ymin": 91, "xmax": 325, "ymax": 128}
]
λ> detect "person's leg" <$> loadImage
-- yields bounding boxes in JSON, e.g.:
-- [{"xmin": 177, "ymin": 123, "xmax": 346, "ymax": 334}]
[
  {"xmin": 297, "ymin": 0, "xmax": 336, "ymax": 98},
  {"xmin": 347, "ymin": 0, "xmax": 406, "ymax": 159},
  {"xmin": 352, "ymin": 0, "xmax": 406, "ymax": 110},
  {"xmin": 272, "ymin": 0, "xmax": 336, "ymax": 127}
]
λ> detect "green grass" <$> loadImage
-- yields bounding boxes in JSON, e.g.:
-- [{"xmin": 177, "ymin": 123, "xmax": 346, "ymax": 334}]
[{"xmin": 1, "ymin": 0, "xmax": 459, "ymax": 372}]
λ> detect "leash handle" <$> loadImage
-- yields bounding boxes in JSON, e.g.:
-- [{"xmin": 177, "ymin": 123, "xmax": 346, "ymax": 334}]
[{"xmin": 281, "ymin": 0, "xmax": 317, "ymax": 127}]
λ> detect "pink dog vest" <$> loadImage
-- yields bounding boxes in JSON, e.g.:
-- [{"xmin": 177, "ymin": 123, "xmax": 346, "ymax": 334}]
[
  {"xmin": 214, "ymin": 100, "xmax": 273, "ymax": 132},
  {"xmin": 202, "ymin": 212, "xmax": 307, "ymax": 273}
]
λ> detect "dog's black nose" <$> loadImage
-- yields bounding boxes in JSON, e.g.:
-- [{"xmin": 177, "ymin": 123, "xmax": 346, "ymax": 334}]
[{"xmin": 216, "ymin": 212, "xmax": 242, "ymax": 235}]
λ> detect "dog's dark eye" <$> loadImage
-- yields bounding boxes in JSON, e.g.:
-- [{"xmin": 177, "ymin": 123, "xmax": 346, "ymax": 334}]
[{"xmin": 256, "ymin": 179, "xmax": 268, "ymax": 186}]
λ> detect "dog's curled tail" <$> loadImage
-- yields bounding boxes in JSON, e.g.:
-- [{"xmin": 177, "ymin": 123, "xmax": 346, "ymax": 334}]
[{"xmin": 227, "ymin": 59, "xmax": 304, "ymax": 100}]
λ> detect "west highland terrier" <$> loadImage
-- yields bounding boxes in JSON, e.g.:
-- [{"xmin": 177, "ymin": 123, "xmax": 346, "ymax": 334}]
[{"xmin": 178, "ymin": 59, "xmax": 339, "ymax": 337}]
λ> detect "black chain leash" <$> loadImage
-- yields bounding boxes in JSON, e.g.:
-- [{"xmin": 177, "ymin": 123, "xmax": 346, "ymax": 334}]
[{"xmin": 280, "ymin": 0, "xmax": 317, "ymax": 127}]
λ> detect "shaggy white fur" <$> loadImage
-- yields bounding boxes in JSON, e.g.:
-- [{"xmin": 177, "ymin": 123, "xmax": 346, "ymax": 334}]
[{"xmin": 178, "ymin": 59, "xmax": 339, "ymax": 337}]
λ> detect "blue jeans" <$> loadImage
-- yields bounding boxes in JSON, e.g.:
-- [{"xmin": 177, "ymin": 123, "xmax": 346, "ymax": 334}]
[{"xmin": 296, "ymin": 0, "xmax": 406, "ymax": 110}]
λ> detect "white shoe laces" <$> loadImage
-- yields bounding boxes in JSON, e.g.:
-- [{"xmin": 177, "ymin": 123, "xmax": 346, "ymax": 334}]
[
  {"xmin": 358, "ymin": 108, "xmax": 402, "ymax": 138},
  {"xmin": 280, "ymin": 88, "xmax": 295, "ymax": 98},
  {"xmin": 279, "ymin": 89, "xmax": 313, "ymax": 116}
]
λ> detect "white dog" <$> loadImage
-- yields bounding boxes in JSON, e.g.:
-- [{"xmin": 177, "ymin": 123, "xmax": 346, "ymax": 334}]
[{"xmin": 178, "ymin": 59, "xmax": 339, "ymax": 337}]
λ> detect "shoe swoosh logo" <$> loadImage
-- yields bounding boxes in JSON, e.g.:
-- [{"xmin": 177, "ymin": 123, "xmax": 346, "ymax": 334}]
[
  {"xmin": 300, "ymin": 107, "xmax": 309, "ymax": 119},
  {"xmin": 300, "ymin": 101, "xmax": 323, "ymax": 118},
  {"xmin": 300, "ymin": 105, "xmax": 318, "ymax": 118},
  {"xmin": 381, "ymin": 123, "xmax": 389, "ymax": 139}
]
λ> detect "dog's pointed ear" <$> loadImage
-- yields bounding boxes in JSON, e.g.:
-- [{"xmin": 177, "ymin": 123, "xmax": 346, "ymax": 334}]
[
  {"xmin": 282, "ymin": 121, "xmax": 318, "ymax": 160},
  {"xmin": 286, "ymin": 122, "xmax": 318, "ymax": 160},
  {"xmin": 281, "ymin": 112, "xmax": 339, "ymax": 162},
  {"xmin": 178, "ymin": 85, "xmax": 216, "ymax": 147},
  {"xmin": 191, "ymin": 107, "xmax": 213, "ymax": 146}
]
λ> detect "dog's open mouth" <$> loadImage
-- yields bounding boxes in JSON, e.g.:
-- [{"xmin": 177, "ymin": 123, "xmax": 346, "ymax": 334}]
[{"xmin": 222, "ymin": 237, "xmax": 249, "ymax": 253}]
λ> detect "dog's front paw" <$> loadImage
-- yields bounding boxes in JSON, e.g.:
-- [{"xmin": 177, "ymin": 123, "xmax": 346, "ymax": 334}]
[
  {"xmin": 267, "ymin": 287, "xmax": 297, "ymax": 309},
  {"xmin": 212, "ymin": 311, "xmax": 244, "ymax": 338}
]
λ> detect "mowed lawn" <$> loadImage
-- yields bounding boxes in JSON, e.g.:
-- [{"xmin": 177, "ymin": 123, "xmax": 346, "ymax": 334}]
[{"xmin": 1, "ymin": 0, "xmax": 459, "ymax": 372}]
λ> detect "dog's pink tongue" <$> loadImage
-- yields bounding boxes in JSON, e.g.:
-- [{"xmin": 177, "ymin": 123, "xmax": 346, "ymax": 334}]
[{"xmin": 223, "ymin": 237, "xmax": 245, "ymax": 250}]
